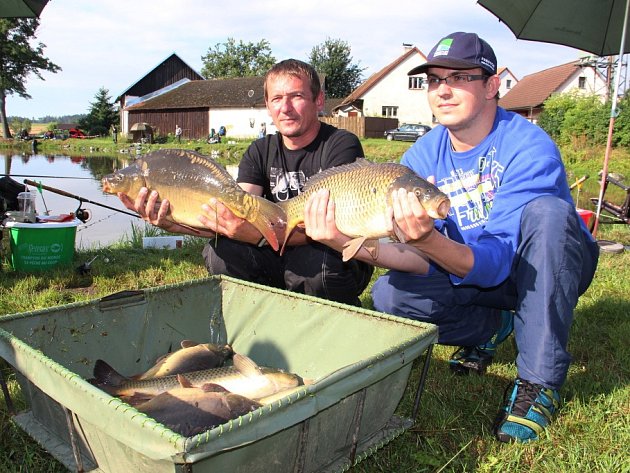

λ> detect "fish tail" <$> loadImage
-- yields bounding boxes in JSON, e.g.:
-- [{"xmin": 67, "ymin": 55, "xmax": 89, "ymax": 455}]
[
  {"xmin": 243, "ymin": 195, "xmax": 287, "ymax": 252},
  {"xmin": 93, "ymin": 359, "xmax": 129, "ymax": 387},
  {"xmin": 277, "ymin": 200, "xmax": 302, "ymax": 256}
]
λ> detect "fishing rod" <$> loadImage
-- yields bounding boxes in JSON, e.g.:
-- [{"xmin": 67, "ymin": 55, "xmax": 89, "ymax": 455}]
[
  {"xmin": 23, "ymin": 178, "xmax": 141, "ymax": 219},
  {"xmin": 1, "ymin": 173, "xmax": 94, "ymax": 180}
]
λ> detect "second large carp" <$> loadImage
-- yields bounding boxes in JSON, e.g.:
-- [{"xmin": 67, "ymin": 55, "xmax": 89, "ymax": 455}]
[
  {"xmin": 279, "ymin": 160, "xmax": 451, "ymax": 261},
  {"xmin": 101, "ymin": 149, "xmax": 286, "ymax": 251}
]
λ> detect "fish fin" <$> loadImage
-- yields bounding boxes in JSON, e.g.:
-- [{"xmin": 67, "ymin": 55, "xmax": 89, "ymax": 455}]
[
  {"xmin": 342, "ymin": 236, "xmax": 368, "ymax": 262},
  {"xmin": 177, "ymin": 374, "xmax": 193, "ymax": 388},
  {"xmin": 93, "ymin": 359, "xmax": 129, "ymax": 387},
  {"xmin": 201, "ymin": 383, "xmax": 229, "ymax": 393},
  {"xmin": 362, "ymin": 239, "xmax": 379, "ymax": 261},
  {"xmin": 246, "ymin": 195, "xmax": 287, "ymax": 252},
  {"xmin": 233, "ymin": 353, "xmax": 264, "ymax": 378},
  {"xmin": 122, "ymin": 392, "xmax": 155, "ymax": 407},
  {"xmin": 180, "ymin": 340, "xmax": 200, "ymax": 349},
  {"xmin": 392, "ymin": 221, "xmax": 407, "ymax": 244},
  {"xmin": 279, "ymin": 225, "xmax": 294, "ymax": 256}
]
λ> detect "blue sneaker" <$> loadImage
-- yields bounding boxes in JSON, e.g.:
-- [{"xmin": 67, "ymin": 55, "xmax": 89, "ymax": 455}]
[
  {"xmin": 449, "ymin": 310, "xmax": 514, "ymax": 374},
  {"xmin": 493, "ymin": 378, "xmax": 561, "ymax": 443}
]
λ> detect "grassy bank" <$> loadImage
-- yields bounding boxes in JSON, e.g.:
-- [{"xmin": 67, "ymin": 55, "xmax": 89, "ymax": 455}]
[{"xmin": 0, "ymin": 140, "xmax": 628, "ymax": 472}]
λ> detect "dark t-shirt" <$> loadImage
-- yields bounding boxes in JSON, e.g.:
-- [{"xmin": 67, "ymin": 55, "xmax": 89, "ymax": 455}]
[{"xmin": 237, "ymin": 122, "xmax": 364, "ymax": 203}]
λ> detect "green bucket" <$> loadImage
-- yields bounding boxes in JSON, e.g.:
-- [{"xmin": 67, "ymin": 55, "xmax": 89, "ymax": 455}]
[{"xmin": 5, "ymin": 219, "xmax": 79, "ymax": 271}]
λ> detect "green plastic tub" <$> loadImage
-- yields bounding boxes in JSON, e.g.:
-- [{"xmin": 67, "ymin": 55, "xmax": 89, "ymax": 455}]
[
  {"xmin": 0, "ymin": 276, "xmax": 438, "ymax": 472},
  {"xmin": 5, "ymin": 219, "xmax": 79, "ymax": 271}
]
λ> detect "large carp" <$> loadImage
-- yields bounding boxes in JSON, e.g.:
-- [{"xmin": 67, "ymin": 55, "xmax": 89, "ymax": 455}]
[
  {"xmin": 91, "ymin": 353, "xmax": 304, "ymax": 406},
  {"xmin": 130, "ymin": 340, "xmax": 233, "ymax": 380},
  {"xmin": 135, "ymin": 375, "xmax": 262, "ymax": 437},
  {"xmin": 278, "ymin": 160, "xmax": 451, "ymax": 261},
  {"xmin": 101, "ymin": 149, "xmax": 286, "ymax": 251}
]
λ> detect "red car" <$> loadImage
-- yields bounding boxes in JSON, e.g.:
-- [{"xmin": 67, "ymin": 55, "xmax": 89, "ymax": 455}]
[{"xmin": 69, "ymin": 128, "xmax": 86, "ymax": 139}]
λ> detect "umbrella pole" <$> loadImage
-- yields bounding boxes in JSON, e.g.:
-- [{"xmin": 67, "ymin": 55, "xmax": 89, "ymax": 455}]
[{"xmin": 592, "ymin": 0, "xmax": 630, "ymax": 236}]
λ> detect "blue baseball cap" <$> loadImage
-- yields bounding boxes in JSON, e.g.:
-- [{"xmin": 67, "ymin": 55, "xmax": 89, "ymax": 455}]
[{"xmin": 408, "ymin": 32, "xmax": 497, "ymax": 76}]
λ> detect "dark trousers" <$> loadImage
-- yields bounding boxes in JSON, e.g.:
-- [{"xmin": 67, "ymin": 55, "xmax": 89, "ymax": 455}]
[
  {"xmin": 203, "ymin": 238, "xmax": 374, "ymax": 307},
  {"xmin": 372, "ymin": 196, "xmax": 599, "ymax": 389}
]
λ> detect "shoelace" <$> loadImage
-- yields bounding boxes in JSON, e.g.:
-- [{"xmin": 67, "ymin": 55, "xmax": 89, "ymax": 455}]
[{"xmin": 509, "ymin": 379, "xmax": 544, "ymax": 417}]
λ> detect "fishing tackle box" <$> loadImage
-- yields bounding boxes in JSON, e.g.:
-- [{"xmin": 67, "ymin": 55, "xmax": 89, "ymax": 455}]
[{"xmin": 0, "ymin": 276, "xmax": 437, "ymax": 472}]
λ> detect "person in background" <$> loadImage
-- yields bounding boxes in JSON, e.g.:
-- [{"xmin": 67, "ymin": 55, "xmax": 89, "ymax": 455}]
[
  {"xmin": 118, "ymin": 59, "xmax": 373, "ymax": 307},
  {"xmin": 111, "ymin": 124, "xmax": 118, "ymax": 144},
  {"xmin": 302, "ymin": 32, "xmax": 598, "ymax": 443},
  {"xmin": 175, "ymin": 124, "xmax": 182, "ymax": 143},
  {"xmin": 259, "ymin": 122, "xmax": 267, "ymax": 139}
]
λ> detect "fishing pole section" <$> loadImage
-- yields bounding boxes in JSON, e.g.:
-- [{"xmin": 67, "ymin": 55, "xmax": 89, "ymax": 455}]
[{"xmin": 22, "ymin": 178, "xmax": 140, "ymax": 223}]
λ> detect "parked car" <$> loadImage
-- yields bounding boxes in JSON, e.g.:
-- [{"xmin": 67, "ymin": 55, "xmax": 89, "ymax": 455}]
[{"xmin": 384, "ymin": 123, "xmax": 432, "ymax": 141}]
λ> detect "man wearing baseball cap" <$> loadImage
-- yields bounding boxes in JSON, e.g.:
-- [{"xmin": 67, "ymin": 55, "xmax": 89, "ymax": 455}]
[{"xmin": 303, "ymin": 32, "xmax": 599, "ymax": 443}]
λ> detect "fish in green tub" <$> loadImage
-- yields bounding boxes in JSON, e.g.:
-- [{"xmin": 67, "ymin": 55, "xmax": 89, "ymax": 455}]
[
  {"xmin": 91, "ymin": 353, "xmax": 304, "ymax": 406},
  {"xmin": 132, "ymin": 340, "xmax": 233, "ymax": 380},
  {"xmin": 135, "ymin": 374, "xmax": 262, "ymax": 437}
]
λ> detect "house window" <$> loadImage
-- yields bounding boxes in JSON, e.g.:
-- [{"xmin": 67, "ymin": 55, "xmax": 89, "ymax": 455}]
[
  {"xmin": 408, "ymin": 76, "xmax": 424, "ymax": 89},
  {"xmin": 578, "ymin": 76, "xmax": 586, "ymax": 89},
  {"xmin": 506, "ymin": 79, "xmax": 512, "ymax": 89},
  {"xmin": 382, "ymin": 106, "xmax": 398, "ymax": 118}
]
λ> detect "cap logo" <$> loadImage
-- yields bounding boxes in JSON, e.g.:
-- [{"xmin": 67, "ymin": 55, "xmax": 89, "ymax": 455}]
[{"xmin": 433, "ymin": 38, "xmax": 453, "ymax": 58}]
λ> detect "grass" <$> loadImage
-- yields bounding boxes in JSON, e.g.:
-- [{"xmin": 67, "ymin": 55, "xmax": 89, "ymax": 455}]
[{"xmin": 0, "ymin": 141, "xmax": 628, "ymax": 472}]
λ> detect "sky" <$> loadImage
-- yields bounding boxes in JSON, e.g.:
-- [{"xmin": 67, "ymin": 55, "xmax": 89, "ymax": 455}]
[{"xmin": 8, "ymin": 0, "xmax": 592, "ymax": 120}]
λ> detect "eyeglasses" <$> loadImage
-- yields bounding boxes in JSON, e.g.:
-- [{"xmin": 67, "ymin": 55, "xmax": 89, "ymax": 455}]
[{"xmin": 426, "ymin": 73, "xmax": 489, "ymax": 89}]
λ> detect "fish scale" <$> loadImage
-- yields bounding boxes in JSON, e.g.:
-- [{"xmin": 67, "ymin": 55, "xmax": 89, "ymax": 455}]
[{"xmin": 279, "ymin": 160, "xmax": 450, "ymax": 261}]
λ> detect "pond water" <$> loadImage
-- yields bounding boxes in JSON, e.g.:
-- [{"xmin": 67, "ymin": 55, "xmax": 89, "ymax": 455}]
[{"xmin": 1, "ymin": 151, "xmax": 143, "ymax": 249}]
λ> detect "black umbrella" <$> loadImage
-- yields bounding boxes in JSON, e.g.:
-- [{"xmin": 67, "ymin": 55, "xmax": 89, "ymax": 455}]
[
  {"xmin": 0, "ymin": 0, "xmax": 49, "ymax": 18},
  {"xmin": 478, "ymin": 0, "xmax": 630, "ymax": 235}
]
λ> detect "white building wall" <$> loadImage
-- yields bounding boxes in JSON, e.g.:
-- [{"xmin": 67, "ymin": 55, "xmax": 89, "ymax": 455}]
[
  {"xmin": 360, "ymin": 53, "xmax": 434, "ymax": 126},
  {"xmin": 209, "ymin": 108, "xmax": 271, "ymax": 139},
  {"xmin": 559, "ymin": 67, "xmax": 608, "ymax": 100},
  {"xmin": 498, "ymin": 69, "xmax": 518, "ymax": 99}
]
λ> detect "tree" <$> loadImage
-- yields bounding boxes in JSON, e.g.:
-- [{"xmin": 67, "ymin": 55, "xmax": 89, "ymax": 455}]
[
  {"xmin": 0, "ymin": 18, "xmax": 61, "ymax": 138},
  {"xmin": 78, "ymin": 87, "xmax": 118, "ymax": 136},
  {"xmin": 201, "ymin": 38, "xmax": 276, "ymax": 79},
  {"xmin": 308, "ymin": 38, "xmax": 364, "ymax": 99}
]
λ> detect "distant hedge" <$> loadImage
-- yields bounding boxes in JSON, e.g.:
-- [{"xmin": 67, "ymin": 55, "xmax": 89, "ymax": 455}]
[{"xmin": 538, "ymin": 91, "xmax": 630, "ymax": 147}]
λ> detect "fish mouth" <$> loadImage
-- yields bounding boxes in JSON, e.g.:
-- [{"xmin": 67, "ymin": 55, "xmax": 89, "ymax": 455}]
[{"xmin": 427, "ymin": 199, "xmax": 451, "ymax": 219}]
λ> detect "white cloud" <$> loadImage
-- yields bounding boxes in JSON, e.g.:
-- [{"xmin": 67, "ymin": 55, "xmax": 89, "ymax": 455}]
[{"xmin": 8, "ymin": 0, "xmax": 583, "ymax": 119}]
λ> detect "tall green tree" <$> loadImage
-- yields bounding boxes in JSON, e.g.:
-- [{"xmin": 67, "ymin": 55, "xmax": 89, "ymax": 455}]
[
  {"xmin": 0, "ymin": 18, "xmax": 61, "ymax": 138},
  {"xmin": 78, "ymin": 87, "xmax": 118, "ymax": 136},
  {"xmin": 201, "ymin": 38, "xmax": 276, "ymax": 79},
  {"xmin": 308, "ymin": 38, "xmax": 364, "ymax": 99}
]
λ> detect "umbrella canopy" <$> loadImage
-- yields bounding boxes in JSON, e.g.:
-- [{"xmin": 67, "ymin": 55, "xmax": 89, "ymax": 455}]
[
  {"xmin": 478, "ymin": 0, "xmax": 630, "ymax": 235},
  {"xmin": 0, "ymin": 0, "xmax": 49, "ymax": 18},
  {"xmin": 130, "ymin": 122, "xmax": 152, "ymax": 132},
  {"xmin": 478, "ymin": 0, "xmax": 630, "ymax": 57}
]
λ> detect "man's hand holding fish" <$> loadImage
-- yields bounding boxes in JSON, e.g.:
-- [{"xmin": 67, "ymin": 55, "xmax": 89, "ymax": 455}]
[{"xmin": 304, "ymin": 187, "xmax": 430, "ymax": 275}]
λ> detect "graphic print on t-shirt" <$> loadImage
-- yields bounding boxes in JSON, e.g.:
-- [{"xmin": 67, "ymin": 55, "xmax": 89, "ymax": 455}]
[
  {"xmin": 270, "ymin": 166, "xmax": 307, "ymax": 202},
  {"xmin": 437, "ymin": 150, "xmax": 504, "ymax": 231}
]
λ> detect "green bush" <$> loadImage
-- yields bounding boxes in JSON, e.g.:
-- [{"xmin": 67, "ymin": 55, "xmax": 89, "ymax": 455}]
[{"xmin": 538, "ymin": 92, "xmax": 609, "ymax": 146}]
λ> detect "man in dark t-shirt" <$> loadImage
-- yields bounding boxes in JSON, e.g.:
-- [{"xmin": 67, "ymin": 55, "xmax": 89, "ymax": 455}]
[{"xmin": 118, "ymin": 59, "xmax": 372, "ymax": 306}]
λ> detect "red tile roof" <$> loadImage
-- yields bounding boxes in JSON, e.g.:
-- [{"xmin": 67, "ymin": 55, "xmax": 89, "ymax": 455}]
[{"xmin": 499, "ymin": 60, "xmax": 582, "ymax": 110}]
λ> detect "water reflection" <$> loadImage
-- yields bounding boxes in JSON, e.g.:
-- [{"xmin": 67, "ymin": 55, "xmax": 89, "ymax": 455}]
[{"xmin": 1, "ymin": 150, "xmax": 144, "ymax": 248}]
